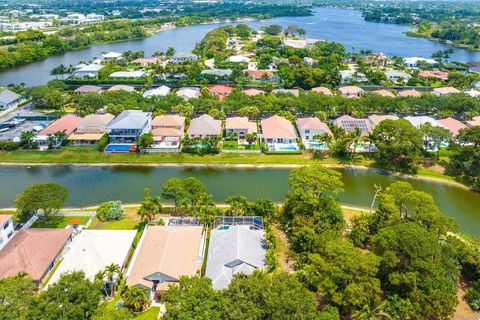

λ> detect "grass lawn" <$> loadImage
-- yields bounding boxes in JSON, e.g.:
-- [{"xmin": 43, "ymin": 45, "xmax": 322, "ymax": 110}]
[
  {"xmin": 101, "ymin": 297, "xmax": 160, "ymax": 320},
  {"xmin": 31, "ymin": 215, "xmax": 90, "ymax": 228},
  {"xmin": 89, "ymin": 206, "xmax": 143, "ymax": 230}
]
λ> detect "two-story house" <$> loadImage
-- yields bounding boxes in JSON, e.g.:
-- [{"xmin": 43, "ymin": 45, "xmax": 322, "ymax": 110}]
[
  {"xmin": 225, "ymin": 117, "xmax": 257, "ymax": 142},
  {"xmin": 0, "ymin": 214, "xmax": 14, "ymax": 250},
  {"xmin": 151, "ymin": 114, "xmax": 186, "ymax": 147},
  {"xmin": 108, "ymin": 110, "xmax": 152, "ymax": 144},
  {"xmin": 296, "ymin": 117, "xmax": 332, "ymax": 149}
]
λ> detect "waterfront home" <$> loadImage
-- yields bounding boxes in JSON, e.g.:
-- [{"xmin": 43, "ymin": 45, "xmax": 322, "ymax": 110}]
[
  {"xmin": 0, "ymin": 214, "xmax": 14, "ymax": 250},
  {"xmin": 205, "ymin": 225, "xmax": 266, "ymax": 290},
  {"xmin": 433, "ymin": 87, "xmax": 461, "ymax": 97},
  {"xmin": 176, "ymin": 87, "xmax": 200, "ymax": 100},
  {"xmin": 37, "ymin": 114, "xmax": 82, "ymax": 148},
  {"xmin": 110, "ymin": 70, "xmax": 146, "ymax": 79},
  {"xmin": 126, "ymin": 226, "xmax": 204, "ymax": 298},
  {"xmin": 108, "ymin": 110, "xmax": 152, "ymax": 143},
  {"xmin": 68, "ymin": 113, "xmax": 115, "ymax": 146},
  {"xmin": 228, "ymin": 55, "xmax": 250, "ymax": 63},
  {"xmin": 404, "ymin": 116, "xmax": 446, "ymax": 129},
  {"xmin": 403, "ymin": 57, "xmax": 437, "ymax": 68},
  {"xmin": 0, "ymin": 89, "xmax": 22, "ymax": 110},
  {"xmin": 100, "ymin": 51, "xmax": 122, "ymax": 62},
  {"xmin": 0, "ymin": 228, "xmax": 73, "ymax": 285},
  {"xmin": 244, "ymin": 70, "xmax": 276, "ymax": 82},
  {"xmin": 296, "ymin": 117, "xmax": 332, "ymax": 150},
  {"xmin": 467, "ymin": 116, "xmax": 480, "ymax": 127},
  {"xmin": 201, "ymin": 69, "xmax": 232, "ymax": 78},
  {"xmin": 398, "ymin": 89, "xmax": 422, "ymax": 97},
  {"xmin": 208, "ymin": 85, "xmax": 233, "ymax": 100},
  {"xmin": 311, "ymin": 87, "xmax": 333, "ymax": 96},
  {"xmin": 108, "ymin": 85, "xmax": 136, "ymax": 92},
  {"xmin": 171, "ymin": 52, "xmax": 198, "ymax": 64},
  {"xmin": 261, "ymin": 115, "xmax": 298, "ymax": 151},
  {"xmin": 282, "ymin": 38, "xmax": 318, "ymax": 49},
  {"xmin": 74, "ymin": 85, "xmax": 103, "ymax": 94},
  {"xmin": 225, "ymin": 117, "xmax": 257, "ymax": 141},
  {"xmin": 438, "ymin": 117, "xmax": 467, "ymax": 137},
  {"xmin": 131, "ymin": 58, "xmax": 160, "ymax": 66},
  {"xmin": 419, "ymin": 70, "xmax": 449, "ymax": 81},
  {"xmin": 339, "ymin": 70, "xmax": 367, "ymax": 83},
  {"xmin": 143, "ymin": 85, "xmax": 171, "ymax": 98},
  {"xmin": 384, "ymin": 69, "xmax": 411, "ymax": 82},
  {"xmin": 273, "ymin": 88, "xmax": 300, "ymax": 97},
  {"xmin": 372, "ymin": 89, "xmax": 395, "ymax": 98},
  {"xmin": 187, "ymin": 114, "xmax": 222, "ymax": 138},
  {"xmin": 338, "ymin": 86, "xmax": 364, "ymax": 98},
  {"xmin": 243, "ymin": 88, "xmax": 264, "ymax": 96},
  {"xmin": 46, "ymin": 230, "xmax": 136, "ymax": 286},
  {"xmin": 151, "ymin": 115, "xmax": 185, "ymax": 148},
  {"xmin": 467, "ymin": 62, "xmax": 480, "ymax": 73},
  {"xmin": 333, "ymin": 115, "xmax": 372, "ymax": 136},
  {"xmin": 73, "ymin": 64, "xmax": 104, "ymax": 78},
  {"xmin": 368, "ymin": 115, "xmax": 399, "ymax": 128}
]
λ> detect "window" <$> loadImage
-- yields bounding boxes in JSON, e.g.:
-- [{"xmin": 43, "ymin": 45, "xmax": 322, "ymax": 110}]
[
  {"xmin": 3, "ymin": 220, "xmax": 9, "ymax": 230},
  {"xmin": 306, "ymin": 136, "xmax": 309, "ymax": 140},
  {"xmin": 305, "ymin": 129, "xmax": 310, "ymax": 133}
]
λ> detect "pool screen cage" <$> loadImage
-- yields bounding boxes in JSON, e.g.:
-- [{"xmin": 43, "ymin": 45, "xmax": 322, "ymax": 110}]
[
  {"xmin": 167, "ymin": 217, "xmax": 201, "ymax": 226},
  {"xmin": 213, "ymin": 216, "xmax": 264, "ymax": 230}
]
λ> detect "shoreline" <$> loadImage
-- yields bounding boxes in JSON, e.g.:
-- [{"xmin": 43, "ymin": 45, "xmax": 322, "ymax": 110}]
[{"xmin": 0, "ymin": 161, "xmax": 469, "ymax": 190}]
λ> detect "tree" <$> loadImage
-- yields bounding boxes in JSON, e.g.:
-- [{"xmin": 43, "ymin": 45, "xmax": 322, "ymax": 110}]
[
  {"xmin": 428, "ymin": 125, "xmax": 451, "ymax": 160},
  {"xmin": 136, "ymin": 133, "xmax": 154, "ymax": 151},
  {"xmin": 250, "ymin": 198, "xmax": 276, "ymax": 217},
  {"xmin": 261, "ymin": 24, "xmax": 283, "ymax": 35},
  {"xmin": 351, "ymin": 297, "xmax": 391, "ymax": 320},
  {"xmin": 15, "ymin": 182, "xmax": 68, "ymax": 220},
  {"xmin": 245, "ymin": 132, "xmax": 257, "ymax": 146},
  {"xmin": 225, "ymin": 194, "xmax": 250, "ymax": 216},
  {"xmin": 162, "ymin": 178, "xmax": 188, "ymax": 213},
  {"xmin": 288, "ymin": 165, "xmax": 344, "ymax": 199},
  {"xmin": 137, "ymin": 188, "xmax": 162, "ymax": 222},
  {"xmin": 0, "ymin": 273, "xmax": 36, "ymax": 320},
  {"xmin": 182, "ymin": 177, "xmax": 207, "ymax": 208},
  {"xmin": 96, "ymin": 201, "xmax": 125, "ymax": 222},
  {"xmin": 122, "ymin": 286, "xmax": 149, "ymax": 313},
  {"xmin": 96, "ymin": 263, "xmax": 121, "ymax": 298},
  {"xmin": 162, "ymin": 277, "xmax": 225, "ymax": 320},
  {"xmin": 19, "ymin": 130, "xmax": 36, "ymax": 149},
  {"xmin": 448, "ymin": 126, "xmax": 480, "ymax": 188},
  {"xmin": 166, "ymin": 47, "xmax": 175, "ymax": 57}
]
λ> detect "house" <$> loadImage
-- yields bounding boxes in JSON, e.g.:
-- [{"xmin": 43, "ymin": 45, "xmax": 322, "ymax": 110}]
[
  {"xmin": 228, "ymin": 55, "xmax": 250, "ymax": 63},
  {"xmin": 467, "ymin": 62, "xmax": 480, "ymax": 73},
  {"xmin": 108, "ymin": 85, "xmax": 136, "ymax": 92},
  {"xmin": 176, "ymin": 87, "xmax": 200, "ymax": 100},
  {"xmin": 433, "ymin": 87, "xmax": 461, "ymax": 96},
  {"xmin": 171, "ymin": 52, "xmax": 198, "ymax": 64},
  {"xmin": 419, "ymin": 71, "xmax": 449, "ymax": 81},
  {"xmin": 372, "ymin": 89, "xmax": 395, "ymax": 98},
  {"xmin": 143, "ymin": 85, "xmax": 171, "ymax": 98},
  {"xmin": 201, "ymin": 69, "xmax": 232, "ymax": 78},
  {"xmin": 0, "ymin": 214, "xmax": 14, "ymax": 249},
  {"xmin": 126, "ymin": 226, "xmax": 204, "ymax": 297},
  {"xmin": 68, "ymin": 113, "xmax": 115, "ymax": 146},
  {"xmin": 0, "ymin": 89, "xmax": 22, "ymax": 110},
  {"xmin": 398, "ymin": 89, "xmax": 422, "ymax": 97},
  {"xmin": 205, "ymin": 225, "xmax": 266, "ymax": 290},
  {"xmin": 208, "ymin": 85, "xmax": 233, "ymax": 100},
  {"xmin": 303, "ymin": 57, "xmax": 316, "ymax": 66},
  {"xmin": 296, "ymin": 117, "xmax": 332, "ymax": 150},
  {"xmin": 108, "ymin": 110, "xmax": 152, "ymax": 143},
  {"xmin": 282, "ymin": 39, "xmax": 317, "ymax": 49},
  {"xmin": 403, "ymin": 57, "xmax": 437, "ymax": 68},
  {"xmin": 243, "ymin": 88, "xmax": 264, "ymax": 96},
  {"xmin": 339, "ymin": 70, "xmax": 367, "ymax": 83},
  {"xmin": 384, "ymin": 69, "xmax": 411, "ymax": 82},
  {"xmin": 46, "ymin": 230, "xmax": 136, "ymax": 286},
  {"xmin": 467, "ymin": 116, "xmax": 480, "ymax": 127},
  {"xmin": 311, "ymin": 87, "xmax": 333, "ymax": 96},
  {"xmin": 464, "ymin": 89, "xmax": 480, "ymax": 98},
  {"xmin": 110, "ymin": 71, "xmax": 146, "ymax": 79},
  {"xmin": 0, "ymin": 228, "xmax": 73, "ymax": 285},
  {"xmin": 333, "ymin": 115, "xmax": 372, "ymax": 136},
  {"xmin": 273, "ymin": 88, "xmax": 300, "ymax": 97},
  {"xmin": 244, "ymin": 70, "xmax": 276, "ymax": 81},
  {"xmin": 225, "ymin": 117, "xmax": 257, "ymax": 141},
  {"xmin": 404, "ymin": 116, "xmax": 446, "ymax": 129},
  {"xmin": 38, "ymin": 114, "xmax": 81, "ymax": 137},
  {"xmin": 100, "ymin": 51, "xmax": 122, "ymax": 62},
  {"xmin": 151, "ymin": 115, "xmax": 185, "ymax": 148},
  {"xmin": 187, "ymin": 114, "xmax": 222, "ymax": 138},
  {"xmin": 73, "ymin": 64, "xmax": 104, "ymax": 78},
  {"xmin": 131, "ymin": 58, "xmax": 160, "ymax": 66},
  {"xmin": 74, "ymin": 85, "xmax": 103, "ymax": 94},
  {"xmin": 260, "ymin": 115, "xmax": 298, "ymax": 147},
  {"xmin": 438, "ymin": 117, "xmax": 467, "ymax": 137},
  {"xmin": 338, "ymin": 86, "xmax": 364, "ymax": 98},
  {"xmin": 368, "ymin": 115, "xmax": 399, "ymax": 128}
]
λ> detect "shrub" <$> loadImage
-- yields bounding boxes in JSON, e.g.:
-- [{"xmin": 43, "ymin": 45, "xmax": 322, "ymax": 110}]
[
  {"xmin": 96, "ymin": 201, "xmax": 125, "ymax": 222},
  {"xmin": 0, "ymin": 141, "xmax": 19, "ymax": 151},
  {"xmin": 466, "ymin": 280, "xmax": 480, "ymax": 311}
]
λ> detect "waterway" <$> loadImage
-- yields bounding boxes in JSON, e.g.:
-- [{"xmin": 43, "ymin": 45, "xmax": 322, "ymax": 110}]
[
  {"xmin": 0, "ymin": 165, "xmax": 479, "ymax": 235},
  {"xmin": 1, "ymin": 7, "xmax": 479, "ymax": 87}
]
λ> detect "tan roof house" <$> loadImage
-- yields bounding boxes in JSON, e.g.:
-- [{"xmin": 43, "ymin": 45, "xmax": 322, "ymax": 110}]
[
  {"xmin": 433, "ymin": 87, "xmax": 461, "ymax": 97},
  {"xmin": 0, "ymin": 228, "xmax": 72, "ymax": 285},
  {"xmin": 38, "ymin": 114, "xmax": 81, "ymax": 136},
  {"xmin": 467, "ymin": 116, "xmax": 480, "ymax": 127},
  {"xmin": 74, "ymin": 85, "xmax": 103, "ymax": 94},
  {"xmin": 339, "ymin": 86, "xmax": 364, "ymax": 98},
  {"xmin": 151, "ymin": 115, "xmax": 186, "ymax": 146},
  {"xmin": 372, "ymin": 89, "xmax": 395, "ymax": 98},
  {"xmin": 311, "ymin": 87, "xmax": 333, "ymax": 96},
  {"xmin": 261, "ymin": 115, "xmax": 297, "ymax": 144},
  {"xmin": 296, "ymin": 117, "xmax": 332, "ymax": 149},
  {"xmin": 243, "ymin": 88, "xmax": 264, "ymax": 96},
  {"xmin": 126, "ymin": 226, "xmax": 204, "ymax": 297},
  {"xmin": 438, "ymin": 117, "xmax": 467, "ymax": 137},
  {"xmin": 334, "ymin": 115, "xmax": 372, "ymax": 136},
  {"xmin": 68, "ymin": 113, "xmax": 115, "ymax": 146},
  {"xmin": 187, "ymin": 114, "xmax": 222, "ymax": 138},
  {"xmin": 176, "ymin": 87, "xmax": 200, "ymax": 100},
  {"xmin": 368, "ymin": 115, "xmax": 399, "ymax": 128},
  {"xmin": 398, "ymin": 89, "xmax": 422, "ymax": 97},
  {"xmin": 225, "ymin": 117, "xmax": 257, "ymax": 141},
  {"xmin": 108, "ymin": 85, "xmax": 136, "ymax": 92},
  {"xmin": 131, "ymin": 58, "xmax": 160, "ymax": 66},
  {"xmin": 208, "ymin": 85, "xmax": 233, "ymax": 100}
]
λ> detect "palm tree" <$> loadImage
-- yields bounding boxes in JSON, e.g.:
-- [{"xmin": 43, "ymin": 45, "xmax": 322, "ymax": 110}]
[
  {"xmin": 20, "ymin": 131, "xmax": 36, "ymax": 149},
  {"xmin": 104, "ymin": 263, "xmax": 121, "ymax": 297},
  {"xmin": 314, "ymin": 133, "xmax": 333, "ymax": 150},
  {"xmin": 245, "ymin": 132, "xmax": 257, "ymax": 146},
  {"xmin": 122, "ymin": 286, "xmax": 148, "ymax": 312},
  {"xmin": 138, "ymin": 188, "xmax": 162, "ymax": 222},
  {"xmin": 94, "ymin": 270, "xmax": 109, "ymax": 297},
  {"xmin": 352, "ymin": 297, "xmax": 391, "ymax": 320}
]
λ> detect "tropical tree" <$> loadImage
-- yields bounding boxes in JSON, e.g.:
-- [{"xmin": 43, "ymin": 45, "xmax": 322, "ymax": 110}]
[
  {"xmin": 96, "ymin": 201, "xmax": 125, "ymax": 222},
  {"xmin": 162, "ymin": 178, "xmax": 188, "ymax": 213},
  {"xmin": 137, "ymin": 188, "xmax": 162, "ymax": 222},
  {"xmin": 19, "ymin": 130, "xmax": 36, "ymax": 149},
  {"xmin": 122, "ymin": 286, "xmax": 149, "ymax": 312},
  {"xmin": 15, "ymin": 182, "xmax": 68, "ymax": 220},
  {"xmin": 245, "ymin": 132, "xmax": 257, "ymax": 146},
  {"xmin": 136, "ymin": 133, "xmax": 154, "ymax": 151},
  {"xmin": 352, "ymin": 297, "xmax": 391, "ymax": 320}
]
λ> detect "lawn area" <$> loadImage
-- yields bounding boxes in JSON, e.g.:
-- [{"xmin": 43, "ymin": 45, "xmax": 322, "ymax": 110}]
[
  {"xmin": 101, "ymin": 297, "xmax": 160, "ymax": 320},
  {"xmin": 31, "ymin": 215, "xmax": 90, "ymax": 228},
  {"xmin": 89, "ymin": 206, "xmax": 143, "ymax": 230},
  {"xmin": 222, "ymin": 140, "xmax": 260, "ymax": 151}
]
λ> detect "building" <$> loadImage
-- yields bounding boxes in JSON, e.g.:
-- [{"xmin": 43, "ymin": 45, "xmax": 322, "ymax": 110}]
[
  {"xmin": 438, "ymin": 117, "xmax": 467, "ymax": 137},
  {"xmin": 126, "ymin": 226, "xmax": 204, "ymax": 297},
  {"xmin": 0, "ymin": 228, "xmax": 73, "ymax": 285},
  {"xmin": 404, "ymin": 116, "xmax": 446, "ymax": 129},
  {"xmin": 143, "ymin": 86, "xmax": 171, "ymax": 98},
  {"xmin": 398, "ymin": 89, "xmax": 422, "ymax": 97},
  {"xmin": 0, "ymin": 214, "xmax": 14, "ymax": 250},
  {"xmin": 46, "ymin": 230, "xmax": 136, "ymax": 286},
  {"xmin": 131, "ymin": 58, "xmax": 160, "ymax": 66},
  {"xmin": 208, "ymin": 85, "xmax": 233, "ymax": 100},
  {"xmin": 0, "ymin": 90, "xmax": 22, "ymax": 110},
  {"xmin": 272, "ymin": 88, "xmax": 300, "ymax": 97},
  {"xmin": 467, "ymin": 116, "xmax": 480, "ymax": 127},
  {"xmin": 108, "ymin": 85, "xmax": 136, "ymax": 93},
  {"xmin": 68, "ymin": 113, "xmax": 115, "ymax": 146},
  {"xmin": 74, "ymin": 85, "xmax": 103, "ymax": 94},
  {"xmin": 151, "ymin": 115, "xmax": 185, "ymax": 148},
  {"xmin": 201, "ymin": 69, "xmax": 232, "ymax": 78},
  {"xmin": 38, "ymin": 114, "xmax": 81, "ymax": 137},
  {"xmin": 0, "ymin": 21, "xmax": 52, "ymax": 32},
  {"xmin": 243, "ymin": 88, "xmax": 264, "ymax": 96},
  {"xmin": 311, "ymin": 87, "xmax": 333, "ymax": 96},
  {"xmin": 368, "ymin": 115, "xmax": 399, "ymax": 128},
  {"xmin": 225, "ymin": 117, "xmax": 257, "ymax": 141},
  {"xmin": 63, "ymin": 13, "xmax": 104, "ymax": 25},
  {"xmin": 339, "ymin": 70, "xmax": 367, "ymax": 83},
  {"xmin": 110, "ymin": 71, "xmax": 146, "ymax": 79},
  {"xmin": 296, "ymin": 117, "xmax": 332, "ymax": 150},
  {"xmin": 384, "ymin": 69, "xmax": 411, "ymax": 82},
  {"xmin": 419, "ymin": 70, "xmax": 449, "ymax": 81},
  {"xmin": 338, "ymin": 86, "xmax": 364, "ymax": 98},
  {"xmin": 464, "ymin": 89, "xmax": 480, "ymax": 98},
  {"xmin": 403, "ymin": 57, "xmax": 437, "ymax": 68},
  {"xmin": 228, "ymin": 55, "xmax": 250, "ymax": 63},
  {"xmin": 187, "ymin": 114, "xmax": 222, "ymax": 138},
  {"xmin": 372, "ymin": 89, "xmax": 395, "ymax": 98},
  {"xmin": 73, "ymin": 64, "xmax": 104, "ymax": 78},
  {"xmin": 171, "ymin": 52, "xmax": 198, "ymax": 64},
  {"xmin": 176, "ymin": 87, "xmax": 200, "ymax": 100},
  {"xmin": 108, "ymin": 110, "xmax": 152, "ymax": 143},
  {"xmin": 244, "ymin": 70, "xmax": 276, "ymax": 82},
  {"xmin": 433, "ymin": 87, "xmax": 461, "ymax": 97},
  {"xmin": 333, "ymin": 115, "xmax": 372, "ymax": 136},
  {"xmin": 261, "ymin": 115, "xmax": 298, "ymax": 146},
  {"xmin": 100, "ymin": 51, "xmax": 122, "ymax": 61},
  {"xmin": 205, "ymin": 225, "xmax": 266, "ymax": 290}
]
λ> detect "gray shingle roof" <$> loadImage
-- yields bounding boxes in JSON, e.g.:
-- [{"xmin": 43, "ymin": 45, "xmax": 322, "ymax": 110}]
[
  {"xmin": 0, "ymin": 90, "xmax": 21, "ymax": 105},
  {"xmin": 108, "ymin": 110, "xmax": 151, "ymax": 129}
]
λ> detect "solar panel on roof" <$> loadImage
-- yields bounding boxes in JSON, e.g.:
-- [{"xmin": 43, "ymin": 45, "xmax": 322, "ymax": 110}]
[{"xmin": 341, "ymin": 120, "xmax": 369, "ymax": 132}]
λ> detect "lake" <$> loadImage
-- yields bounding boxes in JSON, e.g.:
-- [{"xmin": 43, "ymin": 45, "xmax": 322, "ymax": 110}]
[
  {"xmin": 0, "ymin": 165, "xmax": 479, "ymax": 235},
  {"xmin": 1, "ymin": 7, "xmax": 479, "ymax": 87}
]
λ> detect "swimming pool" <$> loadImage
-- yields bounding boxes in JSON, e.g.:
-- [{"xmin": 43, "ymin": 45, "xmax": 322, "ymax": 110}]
[
  {"xmin": 104, "ymin": 144, "xmax": 135, "ymax": 153},
  {"xmin": 275, "ymin": 144, "xmax": 299, "ymax": 151}
]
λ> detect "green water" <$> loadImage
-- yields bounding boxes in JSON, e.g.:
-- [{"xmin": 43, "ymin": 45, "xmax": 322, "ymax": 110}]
[{"xmin": 0, "ymin": 165, "xmax": 478, "ymax": 235}]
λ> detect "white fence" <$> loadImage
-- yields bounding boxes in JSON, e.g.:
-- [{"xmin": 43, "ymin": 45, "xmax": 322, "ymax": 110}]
[{"xmin": 221, "ymin": 149, "xmax": 262, "ymax": 154}]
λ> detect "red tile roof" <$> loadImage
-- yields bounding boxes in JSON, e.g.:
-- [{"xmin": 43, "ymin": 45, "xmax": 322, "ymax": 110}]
[
  {"xmin": 261, "ymin": 115, "xmax": 297, "ymax": 139},
  {"xmin": 438, "ymin": 117, "xmax": 467, "ymax": 136},
  {"xmin": 39, "ymin": 114, "xmax": 81, "ymax": 136}
]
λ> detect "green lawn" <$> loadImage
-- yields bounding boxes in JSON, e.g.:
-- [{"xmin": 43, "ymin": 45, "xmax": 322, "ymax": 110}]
[
  {"xmin": 31, "ymin": 215, "xmax": 90, "ymax": 228},
  {"xmin": 89, "ymin": 217, "xmax": 142, "ymax": 230}
]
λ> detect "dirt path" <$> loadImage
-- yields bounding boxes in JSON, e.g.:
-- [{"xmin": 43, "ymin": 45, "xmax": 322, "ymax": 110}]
[
  {"xmin": 454, "ymin": 279, "xmax": 480, "ymax": 320},
  {"xmin": 271, "ymin": 224, "xmax": 295, "ymax": 272}
]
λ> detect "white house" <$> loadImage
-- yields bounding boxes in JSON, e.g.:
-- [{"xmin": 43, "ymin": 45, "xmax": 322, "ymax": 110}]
[
  {"xmin": 384, "ymin": 69, "xmax": 411, "ymax": 82},
  {"xmin": 143, "ymin": 85, "xmax": 171, "ymax": 98},
  {"xmin": 403, "ymin": 57, "xmax": 437, "ymax": 68},
  {"xmin": 100, "ymin": 51, "xmax": 122, "ymax": 62},
  {"xmin": 0, "ymin": 90, "xmax": 22, "ymax": 110},
  {"xmin": 0, "ymin": 214, "xmax": 14, "ymax": 250},
  {"xmin": 296, "ymin": 117, "xmax": 332, "ymax": 150},
  {"xmin": 73, "ymin": 64, "xmax": 104, "ymax": 78},
  {"xmin": 110, "ymin": 71, "xmax": 146, "ymax": 79},
  {"xmin": 433, "ymin": 87, "xmax": 461, "ymax": 97}
]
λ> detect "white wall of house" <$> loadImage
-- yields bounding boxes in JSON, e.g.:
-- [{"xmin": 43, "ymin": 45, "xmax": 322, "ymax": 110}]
[{"xmin": 0, "ymin": 217, "xmax": 14, "ymax": 250}]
